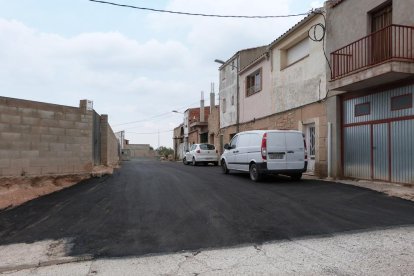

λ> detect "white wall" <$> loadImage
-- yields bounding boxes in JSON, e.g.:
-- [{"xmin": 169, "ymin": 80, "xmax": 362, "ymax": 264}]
[
  {"xmin": 218, "ymin": 57, "xmax": 238, "ymax": 128},
  {"xmin": 271, "ymin": 15, "xmax": 327, "ymax": 113}
]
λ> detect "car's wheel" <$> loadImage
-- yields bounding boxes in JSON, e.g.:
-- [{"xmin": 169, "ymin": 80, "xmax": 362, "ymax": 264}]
[
  {"xmin": 192, "ymin": 157, "xmax": 197, "ymax": 166},
  {"xmin": 249, "ymin": 163, "xmax": 262, "ymax": 182},
  {"xmin": 291, "ymin": 173, "xmax": 302, "ymax": 181},
  {"xmin": 221, "ymin": 160, "xmax": 229, "ymax": 174},
  {"xmin": 183, "ymin": 157, "xmax": 188, "ymax": 165}
]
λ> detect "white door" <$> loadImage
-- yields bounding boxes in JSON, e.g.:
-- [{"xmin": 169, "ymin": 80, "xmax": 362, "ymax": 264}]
[
  {"xmin": 285, "ymin": 132, "xmax": 305, "ymax": 170},
  {"xmin": 305, "ymin": 124, "xmax": 316, "ymax": 173},
  {"xmin": 266, "ymin": 132, "xmax": 287, "ymax": 170}
]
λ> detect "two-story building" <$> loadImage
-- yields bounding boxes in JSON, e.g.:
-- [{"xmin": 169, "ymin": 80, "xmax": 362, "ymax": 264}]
[
  {"xmin": 326, "ymin": 0, "xmax": 414, "ymax": 184},
  {"xmin": 216, "ymin": 11, "xmax": 328, "ymax": 176}
]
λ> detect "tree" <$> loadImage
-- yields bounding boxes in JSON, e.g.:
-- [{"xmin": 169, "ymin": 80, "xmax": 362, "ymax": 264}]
[{"xmin": 156, "ymin": 146, "xmax": 174, "ymax": 157}]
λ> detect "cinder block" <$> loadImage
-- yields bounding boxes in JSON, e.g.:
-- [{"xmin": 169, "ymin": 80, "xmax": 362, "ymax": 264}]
[
  {"xmin": 22, "ymin": 167, "xmax": 42, "ymax": 176},
  {"xmin": 34, "ymin": 142, "xmax": 49, "ymax": 152},
  {"xmin": 1, "ymin": 168, "xmax": 23, "ymax": 177},
  {"xmin": 75, "ymin": 122, "xmax": 90, "ymax": 129},
  {"xmin": 20, "ymin": 150, "xmax": 40, "ymax": 158},
  {"xmin": 0, "ymin": 140, "xmax": 13, "ymax": 150},
  {"xmin": 10, "ymin": 158, "xmax": 30, "ymax": 168},
  {"xmin": 65, "ymin": 129, "xmax": 81, "ymax": 137},
  {"xmin": 0, "ymin": 159, "xmax": 10, "ymax": 168},
  {"xmin": 0, "ymin": 123, "xmax": 11, "ymax": 132},
  {"xmin": 1, "ymin": 132, "xmax": 21, "ymax": 141},
  {"xmin": 48, "ymin": 127, "xmax": 65, "ymax": 136},
  {"xmin": 40, "ymin": 118, "xmax": 59, "ymax": 128},
  {"xmin": 12, "ymin": 141, "xmax": 32, "ymax": 151},
  {"xmin": 0, "ymin": 114, "xmax": 21, "ymax": 124},
  {"xmin": 10, "ymin": 124, "xmax": 31, "ymax": 133},
  {"xmin": 58, "ymin": 120, "xmax": 76, "ymax": 128},
  {"xmin": 31, "ymin": 126, "xmax": 49, "ymax": 134},
  {"xmin": 22, "ymin": 117, "xmax": 41, "ymax": 125},
  {"xmin": 49, "ymin": 143, "xmax": 65, "ymax": 152},
  {"xmin": 65, "ymin": 113, "xmax": 81, "ymax": 121},
  {"xmin": 0, "ymin": 105, "xmax": 19, "ymax": 115},
  {"xmin": 37, "ymin": 110, "xmax": 55, "ymax": 119},
  {"xmin": 41, "ymin": 134, "xmax": 58, "ymax": 143},
  {"xmin": 65, "ymin": 144, "xmax": 81, "ymax": 152},
  {"xmin": 58, "ymin": 165, "xmax": 74, "ymax": 174},
  {"xmin": 20, "ymin": 108, "xmax": 38, "ymax": 117},
  {"xmin": 41, "ymin": 166, "xmax": 59, "ymax": 175},
  {"xmin": 0, "ymin": 150, "xmax": 21, "ymax": 158}
]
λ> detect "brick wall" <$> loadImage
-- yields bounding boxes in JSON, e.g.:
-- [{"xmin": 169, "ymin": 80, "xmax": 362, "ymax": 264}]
[{"xmin": 0, "ymin": 97, "xmax": 119, "ymax": 177}]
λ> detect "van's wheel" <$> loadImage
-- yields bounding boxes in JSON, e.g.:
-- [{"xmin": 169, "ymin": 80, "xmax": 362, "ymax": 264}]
[
  {"xmin": 291, "ymin": 173, "xmax": 302, "ymax": 181},
  {"xmin": 221, "ymin": 160, "xmax": 229, "ymax": 174},
  {"xmin": 192, "ymin": 157, "xmax": 197, "ymax": 166},
  {"xmin": 183, "ymin": 157, "xmax": 188, "ymax": 165},
  {"xmin": 249, "ymin": 163, "xmax": 262, "ymax": 182}
]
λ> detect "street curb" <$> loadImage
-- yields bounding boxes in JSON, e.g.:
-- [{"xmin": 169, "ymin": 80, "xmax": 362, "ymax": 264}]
[{"xmin": 0, "ymin": 255, "xmax": 93, "ymax": 274}]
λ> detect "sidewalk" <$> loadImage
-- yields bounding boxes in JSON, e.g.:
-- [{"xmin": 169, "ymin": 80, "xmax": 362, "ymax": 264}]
[{"xmin": 304, "ymin": 174, "xmax": 414, "ymax": 202}]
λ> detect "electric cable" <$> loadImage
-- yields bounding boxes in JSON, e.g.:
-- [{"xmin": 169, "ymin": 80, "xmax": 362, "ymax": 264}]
[{"xmin": 88, "ymin": 0, "xmax": 309, "ymax": 18}]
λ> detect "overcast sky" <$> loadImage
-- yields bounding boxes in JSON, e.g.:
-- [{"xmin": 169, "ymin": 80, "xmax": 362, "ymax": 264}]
[{"xmin": 0, "ymin": 0, "xmax": 323, "ymax": 148}]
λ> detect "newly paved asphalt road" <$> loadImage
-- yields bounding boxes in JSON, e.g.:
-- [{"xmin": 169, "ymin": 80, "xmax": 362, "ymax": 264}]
[{"xmin": 1, "ymin": 159, "xmax": 414, "ymax": 258}]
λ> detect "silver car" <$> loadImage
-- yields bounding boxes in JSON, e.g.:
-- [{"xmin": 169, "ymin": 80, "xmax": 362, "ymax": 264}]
[{"xmin": 183, "ymin": 143, "xmax": 219, "ymax": 166}]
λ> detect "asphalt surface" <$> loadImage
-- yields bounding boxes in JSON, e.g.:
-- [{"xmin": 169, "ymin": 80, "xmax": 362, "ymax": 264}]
[{"xmin": 1, "ymin": 159, "xmax": 414, "ymax": 258}]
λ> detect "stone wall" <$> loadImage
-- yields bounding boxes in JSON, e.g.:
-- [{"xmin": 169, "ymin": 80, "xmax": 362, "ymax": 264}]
[{"xmin": 0, "ymin": 97, "xmax": 119, "ymax": 177}]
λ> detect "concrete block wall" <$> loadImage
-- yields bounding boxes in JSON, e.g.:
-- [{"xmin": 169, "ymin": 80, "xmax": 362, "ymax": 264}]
[
  {"xmin": 0, "ymin": 97, "xmax": 93, "ymax": 177},
  {"xmin": 100, "ymin": 115, "xmax": 120, "ymax": 166}
]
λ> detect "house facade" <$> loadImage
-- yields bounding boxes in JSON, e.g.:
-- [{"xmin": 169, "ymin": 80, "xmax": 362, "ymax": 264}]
[
  {"xmin": 326, "ymin": 0, "xmax": 414, "ymax": 183},
  {"xmin": 216, "ymin": 12, "xmax": 328, "ymax": 176}
]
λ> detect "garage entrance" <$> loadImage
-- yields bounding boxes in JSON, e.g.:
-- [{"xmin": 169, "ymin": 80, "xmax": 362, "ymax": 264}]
[{"xmin": 342, "ymin": 84, "xmax": 414, "ymax": 184}]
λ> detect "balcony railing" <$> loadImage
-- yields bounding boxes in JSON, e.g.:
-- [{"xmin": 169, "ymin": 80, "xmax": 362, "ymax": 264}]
[{"xmin": 331, "ymin": 24, "xmax": 414, "ymax": 80}]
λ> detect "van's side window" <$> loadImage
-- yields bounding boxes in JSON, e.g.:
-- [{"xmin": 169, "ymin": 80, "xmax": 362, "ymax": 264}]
[{"xmin": 229, "ymin": 135, "xmax": 239, "ymax": 149}]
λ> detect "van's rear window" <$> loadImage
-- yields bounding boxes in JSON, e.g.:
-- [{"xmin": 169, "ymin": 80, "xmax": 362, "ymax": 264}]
[{"xmin": 200, "ymin": 144, "xmax": 215, "ymax": 150}]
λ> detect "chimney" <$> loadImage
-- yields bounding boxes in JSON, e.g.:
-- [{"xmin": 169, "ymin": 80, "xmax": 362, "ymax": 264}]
[
  {"xmin": 210, "ymin": 83, "xmax": 215, "ymax": 113},
  {"xmin": 200, "ymin": 91, "xmax": 205, "ymax": 122}
]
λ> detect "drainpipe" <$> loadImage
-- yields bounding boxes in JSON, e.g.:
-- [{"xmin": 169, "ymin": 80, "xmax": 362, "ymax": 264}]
[
  {"xmin": 327, "ymin": 122, "xmax": 332, "ymax": 179},
  {"xmin": 200, "ymin": 91, "xmax": 205, "ymax": 122}
]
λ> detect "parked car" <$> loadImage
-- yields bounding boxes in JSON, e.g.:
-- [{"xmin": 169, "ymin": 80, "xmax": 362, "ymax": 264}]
[
  {"xmin": 183, "ymin": 143, "xmax": 219, "ymax": 166},
  {"xmin": 220, "ymin": 130, "xmax": 307, "ymax": 182}
]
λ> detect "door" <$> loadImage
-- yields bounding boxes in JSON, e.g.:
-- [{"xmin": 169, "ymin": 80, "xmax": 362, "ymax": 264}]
[
  {"xmin": 226, "ymin": 135, "xmax": 239, "ymax": 170},
  {"xmin": 305, "ymin": 124, "xmax": 316, "ymax": 173},
  {"xmin": 266, "ymin": 132, "xmax": 287, "ymax": 171},
  {"xmin": 285, "ymin": 132, "xmax": 306, "ymax": 170},
  {"xmin": 235, "ymin": 133, "xmax": 252, "ymax": 172},
  {"xmin": 373, "ymin": 123, "xmax": 389, "ymax": 181}
]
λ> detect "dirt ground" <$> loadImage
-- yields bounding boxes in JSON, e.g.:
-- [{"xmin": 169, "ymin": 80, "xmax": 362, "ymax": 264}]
[{"xmin": 0, "ymin": 165, "xmax": 117, "ymax": 210}]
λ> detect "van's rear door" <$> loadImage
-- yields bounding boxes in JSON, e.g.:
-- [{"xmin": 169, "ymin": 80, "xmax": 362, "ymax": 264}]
[
  {"xmin": 266, "ymin": 132, "xmax": 286, "ymax": 170},
  {"xmin": 285, "ymin": 132, "xmax": 305, "ymax": 170}
]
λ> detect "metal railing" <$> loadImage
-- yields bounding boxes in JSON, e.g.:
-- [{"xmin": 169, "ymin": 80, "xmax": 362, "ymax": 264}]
[{"xmin": 331, "ymin": 24, "xmax": 414, "ymax": 80}]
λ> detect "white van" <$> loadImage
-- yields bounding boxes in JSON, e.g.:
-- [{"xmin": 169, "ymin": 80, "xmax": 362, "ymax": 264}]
[{"xmin": 221, "ymin": 130, "xmax": 307, "ymax": 182}]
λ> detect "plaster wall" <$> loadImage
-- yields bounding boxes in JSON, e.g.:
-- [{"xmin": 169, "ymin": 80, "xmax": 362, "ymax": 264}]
[
  {"xmin": 326, "ymin": 0, "xmax": 414, "ymax": 55},
  {"xmin": 271, "ymin": 15, "xmax": 327, "ymax": 114},
  {"xmin": 239, "ymin": 57, "xmax": 272, "ymax": 123}
]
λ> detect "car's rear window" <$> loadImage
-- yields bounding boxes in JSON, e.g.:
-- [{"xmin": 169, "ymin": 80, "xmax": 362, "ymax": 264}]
[{"xmin": 200, "ymin": 144, "xmax": 215, "ymax": 150}]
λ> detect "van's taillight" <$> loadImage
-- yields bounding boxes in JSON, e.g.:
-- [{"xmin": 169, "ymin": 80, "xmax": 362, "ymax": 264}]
[
  {"xmin": 261, "ymin": 133, "xmax": 267, "ymax": 160},
  {"xmin": 196, "ymin": 150, "xmax": 201, "ymax": 153}
]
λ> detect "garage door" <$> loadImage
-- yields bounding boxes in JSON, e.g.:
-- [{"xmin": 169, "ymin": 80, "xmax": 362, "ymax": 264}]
[{"xmin": 343, "ymin": 85, "xmax": 414, "ymax": 184}]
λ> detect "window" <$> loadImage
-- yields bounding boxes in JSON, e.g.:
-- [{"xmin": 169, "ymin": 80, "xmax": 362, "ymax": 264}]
[
  {"xmin": 246, "ymin": 68, "xmax": 262, "ymax": 96},
  {"xmin": 355, "ymin": 102, "xmax": 371, "ymax": 117},
  {"xmin": 222, "ymin": 98, "xmax": 226, "ymax": 113},
  {"xmin": 231, "ymin": 95, "xmax": 234, "ymax": 106},
  {"xmin": 285, "ymin": 38, "xmax": 309, "ymax": 67},
  {"xmin": 229, "ymin": 135, "xmax": 238, "ymax": 149},
  {"xmin": 391, "ymin": 94, "xmax": 412, "ymax": 111},
  {"xmin": 200, "ymin": 144, "xmax": 215, "ymax": 150}
]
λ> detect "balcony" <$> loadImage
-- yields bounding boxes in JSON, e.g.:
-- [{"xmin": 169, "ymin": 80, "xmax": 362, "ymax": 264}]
[{"xmin": 330, "ymin": 24, "xmax": 414, "ymax": 91}]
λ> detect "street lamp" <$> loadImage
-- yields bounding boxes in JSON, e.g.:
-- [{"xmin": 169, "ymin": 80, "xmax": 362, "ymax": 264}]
[
  {"xmin": 214, "ymin": 58, "xmax": 240, "ymax": 132},
  {"xmin": 172, "ymin": 110, "xmax": 184, "ymax": 114}
]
